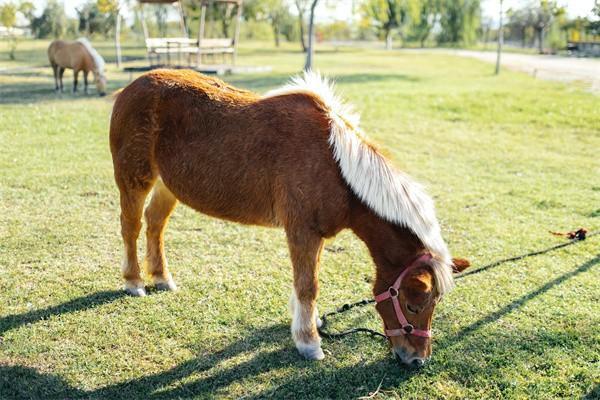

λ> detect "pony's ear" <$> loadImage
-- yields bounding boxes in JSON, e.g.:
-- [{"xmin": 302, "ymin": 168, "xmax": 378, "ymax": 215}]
[{"xmin": 451, "ymin": 258, "xmax": 471, "ymax": 273}]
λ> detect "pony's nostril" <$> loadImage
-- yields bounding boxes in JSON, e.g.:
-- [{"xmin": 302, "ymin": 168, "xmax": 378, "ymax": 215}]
[{"xmin": 411, "ymin": 358, "xmax": 425, "ymax": 368}]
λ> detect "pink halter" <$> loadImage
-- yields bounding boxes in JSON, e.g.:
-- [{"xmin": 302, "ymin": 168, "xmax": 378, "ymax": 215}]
[{"xmin": 374, "ymin": 253, "xmax": 433, "ymax": 338}]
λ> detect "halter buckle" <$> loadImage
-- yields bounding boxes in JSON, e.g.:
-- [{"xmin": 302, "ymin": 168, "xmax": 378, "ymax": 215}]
[
  {"xmin": 403, "ymin": 324, "xmax": 414, "ymax": 334},
  {"xmin": 388, "ymin": 287, "xmax": 398, "ymax": 298}
]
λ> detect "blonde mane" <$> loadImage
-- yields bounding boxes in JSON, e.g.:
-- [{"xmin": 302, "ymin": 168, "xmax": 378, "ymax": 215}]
[
  {"xmin": 265, "ymin": 71, "xmax": 454, "ymax": 294},
  {"xmin": 77, "ymin": 38, "xmax": 105, "ymax": 77}
]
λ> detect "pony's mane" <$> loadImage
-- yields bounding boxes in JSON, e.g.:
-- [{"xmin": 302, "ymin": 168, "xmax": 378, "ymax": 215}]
[
  {"xmin": 77, "ymin": 38, "xmax": 105, "ymax": 77},
  {"xmin": 265, "ymin": 71, "xmax": 454, "ymax": 295}
]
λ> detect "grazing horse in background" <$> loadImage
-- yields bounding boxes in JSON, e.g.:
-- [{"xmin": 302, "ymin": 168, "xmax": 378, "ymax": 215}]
[
  {"xmin": 109, "ymin": 70, "xmax": 470, "ymax": 367},
  {"xmin": 47, "ymin": 38, "xmax": 107, "ymax": 96}
]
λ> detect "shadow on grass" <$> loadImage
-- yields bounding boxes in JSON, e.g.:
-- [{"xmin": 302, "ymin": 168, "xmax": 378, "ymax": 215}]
[
  {"xmin": 585, "ymin": 385, "xmax": 599, "ymax": 400},
  {"xmin": 0, "ymin": 79, "xmax": 130, "ymax": 104},
  {"xmin": 0, "ymin": 255, "xmax": 597, "ymax": 399},
  {"xmin": 0, "ymin": 290, "xmax": 125, "ymax": 336},
  {"xmin": 445, "ymin": 254, "xmax": 600, "ymax": 345},
  {"xmin": 1, "ymin": 69, "xmax": 418, "ymax": 105}
]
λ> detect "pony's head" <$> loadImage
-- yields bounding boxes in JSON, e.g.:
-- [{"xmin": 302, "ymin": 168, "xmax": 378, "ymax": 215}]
[
  {"xmin": 374, "ymin": 254, "xmax": 470, "ymax": 367},
  {"xmin": 76, "ymin": 38, "xmax": 107, "ymax": 96},
  {"xmin": 95, "ymin": 72, "xmax": 107, "ymax": 97}
]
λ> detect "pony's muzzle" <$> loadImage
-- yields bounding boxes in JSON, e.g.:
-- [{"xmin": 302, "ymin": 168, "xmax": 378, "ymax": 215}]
[{"xmin": 393, "ymin": 347, "xmax": 429, "ymax": 368}]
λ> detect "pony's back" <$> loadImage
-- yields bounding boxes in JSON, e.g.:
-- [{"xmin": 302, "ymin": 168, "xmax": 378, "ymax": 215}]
[{"xmin": 110, "ymin": 69, "xmax": 350, "ymax": 227}]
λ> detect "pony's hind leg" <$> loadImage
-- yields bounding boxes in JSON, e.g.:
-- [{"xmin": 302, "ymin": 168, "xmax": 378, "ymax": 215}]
[
  {"xmin": 51, "ymin": 63, "xmax": 59, "ymax": 92},
  {"xmin": 58, "ymin": 67, "xmax": 65, "ymax": 92},
  {"xmin": 83, "ymin": 71, "xmax": 89, "ymax": 94},
  {"xmin": 144, "ymin": 179, "xmax": 178, "ymax": 291},
  {"xmin": 118, "ymin": 182, "xmax": 154, "ymax": 296},
  {"xmin": 73, "ymin": 69, "xmax": 79, "ymax": 93},
  {"xmin": 287, "ymin": 229, "xmax": 325, "ymax": 360}
]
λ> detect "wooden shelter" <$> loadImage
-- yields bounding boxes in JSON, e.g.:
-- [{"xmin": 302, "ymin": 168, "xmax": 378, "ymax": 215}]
[{"xmin": 116, "ymin": 0, "xmax": 243, "ymax": 69}]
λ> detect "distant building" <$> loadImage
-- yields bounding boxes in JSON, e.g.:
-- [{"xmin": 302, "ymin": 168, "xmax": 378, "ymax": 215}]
[{"xmin": 0, "ymin": 26, "xmax": 32, "ymax": 38}]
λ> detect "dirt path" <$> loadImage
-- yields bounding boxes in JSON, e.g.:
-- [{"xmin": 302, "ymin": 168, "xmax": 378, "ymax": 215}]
[{"xmin": 443, "ymin": 49, "xmax": 600, "ymax": 93}]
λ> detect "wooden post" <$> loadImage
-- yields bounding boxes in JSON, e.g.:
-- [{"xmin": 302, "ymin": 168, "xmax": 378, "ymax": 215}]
[
  {"xmin": 140, "ymin": 6, "xmax": 149, "ymax": 39},
  {"xmin": 495, "ymin": 0, "xmax": 503, "ymax": 75},
  {"xmin": 304, "ymin": 0, "xmax": 319, "ymax": 71},
  {"xmin": 140, "ymin": 6, "xmax": 151, "ymax": 64},
  {"xmin": 232, "ymin": 1, "xmax": 243, "ymax": 65},
  {"xmin": 115, "ymin": 8, "xmax": 122, "ymax": 68},
  {"xmin": 196, "ymin": 3, "xmax": 207, "ymax": 67},
  {"xmin": 177, "ymin": 0, "xmax": 188, "ymax": 37}
]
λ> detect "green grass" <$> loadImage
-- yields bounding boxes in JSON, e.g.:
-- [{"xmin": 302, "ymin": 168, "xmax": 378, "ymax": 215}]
[{"xmin": 1, "ymin": 40, "xmax": 599, "ymax": 399}]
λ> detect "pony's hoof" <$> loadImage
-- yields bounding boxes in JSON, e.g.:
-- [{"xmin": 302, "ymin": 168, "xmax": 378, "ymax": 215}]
[
  {"xmin": 154, "ymin": 277, "xmax": 177, "ymax": 292},
  {"xmin": 124, "ymin": 283, "xmax": 146, "ymax": 297},
  {"xmin": 296, "ymin": 343, "xmax": 325, "ymax": 361}
]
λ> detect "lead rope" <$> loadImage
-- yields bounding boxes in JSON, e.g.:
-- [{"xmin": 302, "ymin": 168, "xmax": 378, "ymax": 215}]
[{"xmin": 317, "ymin": 228, "xmax": 597, "ymax": 341}]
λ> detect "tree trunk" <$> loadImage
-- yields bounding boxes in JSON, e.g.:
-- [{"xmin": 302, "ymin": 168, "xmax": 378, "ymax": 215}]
[
  {"xmin": 274, "ymin": 23, "xmax": 280, "ymax": 47},
  {"xmin": 298, "ymin": 12, "xmax": 307, "ymax": 52},
  {"xmin": 385, "ymin": 30, "xmax": 393, "ymax": 50},
  {"xmin": 115, "ymin": 10, "xmax": 122, "ymax": 67},
  {"xmin": 537, "ymin": 28, "xmax": 544, "ymax": 53},
  {"xmin": 304, "ymin": 0, "xmax": 319, "ymax": 71},
  {"xmin": 495, "ymin": 0, "xmax": 503, "ymax": 75}
]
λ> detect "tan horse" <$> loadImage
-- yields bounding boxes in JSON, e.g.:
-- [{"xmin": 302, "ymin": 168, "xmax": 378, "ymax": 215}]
[
  {"xmin": 47, "ymin": 38, "xmax": 107, "ymax": 96},
  {"xmin": 109, "ymin": 70, "xmax": 470, "ymax": 367}
]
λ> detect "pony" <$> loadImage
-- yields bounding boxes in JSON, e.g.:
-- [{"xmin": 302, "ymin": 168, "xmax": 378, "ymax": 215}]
[
  {"xmin": 47, "ymin": 38, "xmax": 107, "ymax": 96},
  {"xmin": 109, "ymin": 70, "xmax": 471, "ymax": 367}
]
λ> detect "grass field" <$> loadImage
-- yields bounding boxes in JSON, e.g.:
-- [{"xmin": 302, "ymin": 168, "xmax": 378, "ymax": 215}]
[{"xmin": 1, "ymin": 39, "xmax": 599, "ymax": 399}]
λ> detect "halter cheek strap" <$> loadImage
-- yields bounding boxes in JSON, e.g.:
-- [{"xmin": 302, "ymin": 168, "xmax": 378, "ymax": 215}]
[{"xmin": 374, "ymin": 254, "xmax": 433, "ymax": 338}]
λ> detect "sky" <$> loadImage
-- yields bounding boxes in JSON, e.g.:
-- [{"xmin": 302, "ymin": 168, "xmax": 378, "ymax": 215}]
[{"xmin": 13, "ymin": 0, "xmax": 600, "ymax": 23}]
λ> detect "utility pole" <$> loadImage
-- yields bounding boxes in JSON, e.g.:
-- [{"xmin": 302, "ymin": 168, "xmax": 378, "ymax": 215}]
[
  {"xmin": 304, "ymin": 0, "xmax": 319, "ymax": 71},
  {"xmin": 495, "ymin": 0, "xmax": 504, "ymax": 75}
]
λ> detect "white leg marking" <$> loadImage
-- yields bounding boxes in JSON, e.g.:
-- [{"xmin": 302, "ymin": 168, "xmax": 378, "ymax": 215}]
[
  {"xmin": 290, "ymin": 290, "xmax": 324, "ymax": 361},
  {"xmin": 153, "ymin": 273, "xmax": 177, "ymax": 291},
  {"xmin": 122, "ymin": 252, "xmax": 146, "ymax": 297}
]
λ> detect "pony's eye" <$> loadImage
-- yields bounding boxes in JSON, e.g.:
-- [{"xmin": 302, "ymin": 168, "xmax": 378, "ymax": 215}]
[{"xmin": 406, "ymin": 304, "xmax": 419, "ymax": 314}]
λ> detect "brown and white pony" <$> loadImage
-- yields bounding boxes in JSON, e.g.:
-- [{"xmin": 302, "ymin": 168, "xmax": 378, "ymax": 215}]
[
  {"xmin": 47, "ymin": 38, "xmax": 107, "ymax": 96},
  {"xmin": 109, "ymin": 70, "xmax": 470, "ymax": 366}
]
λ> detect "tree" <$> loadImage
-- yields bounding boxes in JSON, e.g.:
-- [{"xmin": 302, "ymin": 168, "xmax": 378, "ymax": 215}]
[
  {"xmin": 294, "ymin": 0, "xmax": 310, "ymax": 51},
  {"xmin": 495, "ymin": 0, "xmax": 503, "ymax": 75},
  {"xmin": 585, "ymin": 1, "xmax": 599, "ymax": 36},
  {"xmin": 31, "ymin": 0, "xmax": 66, "ymax": 38},
  {"xmin": 362, "ymin": 0, "xmax": 420, "ymax": 50},
  {"xmin": 0, "ymin": 2, "xmax": 17, "ymax": 30},
  {"xmin": 0, "ymin": 2, "xmax": 18, "ymax": 60},
  {"xmin": 506, "ymin": 7, "xmax": 533, "ymax": 48},
  {"xmin": 244, "ymin": 0, "xmax": 293, "ymax": 47},
  {"xmin": 75, "ymin": 0, "xmax": 118, "ymax": 37},
  {"xmin": 438, "ymin": 0, "xmax": 480, "ymax": 45},
  {"xmin": 18, "ymin": 1, "xmax": 35, "ymax": 25},
  {"xmin": 530, "ymin": 0, "xmax": 555, "ymax": 53},
  {"xmin": 304, "ymin": 0, "xmax": 318, "ymax": 70},
  {"xmin": 410, "ymin": 0, "xmax": 440, "ymax": 47}
]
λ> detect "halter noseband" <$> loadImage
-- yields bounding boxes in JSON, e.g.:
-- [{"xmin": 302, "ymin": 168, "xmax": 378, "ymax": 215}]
[{"xmin": 374, "ymin": 253, "xmax": 433, "ymax": 338}]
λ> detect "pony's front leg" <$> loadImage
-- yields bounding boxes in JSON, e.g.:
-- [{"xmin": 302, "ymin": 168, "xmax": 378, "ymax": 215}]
[
  {"xmin": 287, "ymin": 230, "xmax": 325, "ymax": 360},
  {"xmin": 83, "ymin": 71, "xmax": 89, "ymax": 94},
  {"xmin": 73, "ymin": 70, "xmax": 79, "ymax": 93}
]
